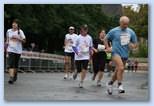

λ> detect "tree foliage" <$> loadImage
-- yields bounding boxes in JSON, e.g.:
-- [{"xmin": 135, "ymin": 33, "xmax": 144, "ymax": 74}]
[
  {"xmin": 4, "ymin": 4, "xmax": 120, "ymax": 54},
  {"xmin": 123, "ymin": 4, "xmax": 148, "ymax": 57},
  {"xmin": 123, "ymin": 4, "xmax": 148, "ymax": 39}
]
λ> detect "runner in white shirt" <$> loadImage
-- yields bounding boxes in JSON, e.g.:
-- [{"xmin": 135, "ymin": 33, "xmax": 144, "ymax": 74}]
[
  {"xmin": 72, "ymin": 24, "xmax": 93, "ymax": 88},
  {"xmin": 6, "ymin": 20, "xmax": 26, "ymax": 84},
  {"xmin": 64, "ymin": 26, "xmax": 78, "ymax": 79}
]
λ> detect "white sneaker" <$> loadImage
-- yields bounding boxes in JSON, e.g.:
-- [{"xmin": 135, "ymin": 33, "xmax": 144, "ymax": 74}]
[
  {"xmin": 69, "ymin": 74, "xmax": 73, "ymax": 80},
  {"xmin": 64, "ymin": 74, "xmax": 68, "ymax": 79},
  {"xmin": 97, "ymin": 81, "xmax": 102, "ymax": 87},
  {"xmin": 107, "ymin": 83, "xmax": 113, "ymax": 95},
  {"xmin": 79, "ymin": 81, "xmax": 83, "ymax": 88},
  {"xmin": 118, "ymin": 85, "xmax": 125, "ymax": 93}
]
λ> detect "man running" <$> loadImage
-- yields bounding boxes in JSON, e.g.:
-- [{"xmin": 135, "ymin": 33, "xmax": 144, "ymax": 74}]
[
  {"xmin": 104, "ymin": 16, "xmax": 138, "ymax": 95},
  {"xmin": 72, "ymin": 24, "xmax": 93, "ymax": 88},
  {"xmin": 64, "ymin": 26, "xmax": 78, "ymax": 79}
]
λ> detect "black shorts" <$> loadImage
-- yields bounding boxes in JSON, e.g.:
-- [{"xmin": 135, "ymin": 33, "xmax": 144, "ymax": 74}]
[
  {"xmin": 75, "ymin": 60, "xmax": 89, "ymax": 73},
  {"xmin": 92, "ymin": 57, "xmax": 106, "ymax": 73},
  {"xmin": 8, "ymin": 52, "xmax": 21, "ymax": 68},
  {"xmin": 64, "ymin": 52, "xmax": 75, "ymax": 70},
  {"xmin": 65, "ymin": 52, "xmax": 74, "ymax": 57},
  {"xmin": 106, "ymin": 59, "xmax": 111, "ymax": 63}
]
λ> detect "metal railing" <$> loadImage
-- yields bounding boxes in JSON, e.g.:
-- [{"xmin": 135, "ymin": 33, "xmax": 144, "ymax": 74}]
[
  {"xmin": 5, "ymin": 51, "xmax": 65, "ymax": 73},
  {"xmin": 5, "ymin": 51, "xmax": 148, "ymax": 73}
]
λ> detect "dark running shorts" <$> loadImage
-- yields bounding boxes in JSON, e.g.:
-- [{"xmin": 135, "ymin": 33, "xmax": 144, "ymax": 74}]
[
  {"xmin": 64, "ymin": 52, "xmax": 74, "ymax": 57},
  {"xmin": 75, "ymin": 60, "xmax": 89, "ymax": 73},
  {"xmin": 92, "ymin": 57, "xmax": 106, "ymax": 73},
  {"xmin": 8, "ymin": 52, "xmax": 21, "ymax": 68}
]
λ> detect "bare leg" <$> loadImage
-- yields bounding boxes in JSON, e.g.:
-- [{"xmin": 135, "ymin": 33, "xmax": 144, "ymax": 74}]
[
  {"xmin": 97, "ymin": 71, "xmax": 103, "ymax": 82},
  {"xmin": 79, "ymin": 69, "xmax": 87, "ymax": 88},
  {"xmin": 8, "ymin": 68, "xmax": 15, "ymax": 84},
  {"xmin": 64, "ymin": 56, "xmax": 69, "ymax": 79}
]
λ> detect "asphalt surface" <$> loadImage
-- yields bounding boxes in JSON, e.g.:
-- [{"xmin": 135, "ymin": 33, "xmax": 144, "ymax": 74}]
[{"xmin": 4, "ymin": 71, "xmax": 149, "ymax": 101}]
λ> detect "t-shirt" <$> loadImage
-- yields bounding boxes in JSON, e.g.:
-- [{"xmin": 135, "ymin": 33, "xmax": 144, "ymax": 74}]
[
  {"xmin": 106, "ymin": 26, "xmax": 137, "ymax": 58},
  {"xmin": 7, "ymin": 29, "xmax": 26, "ymax": 54},
  {"xmin": 93, "ymin": 39, "xmax": 106, "ymax": 59},
  {"xmin": 64, "ymin": 33, "xmax": 78, "ymax": 53},
  {"xmin": 74, "ymin": 34, "xmax": 93, "ymax": 60}
]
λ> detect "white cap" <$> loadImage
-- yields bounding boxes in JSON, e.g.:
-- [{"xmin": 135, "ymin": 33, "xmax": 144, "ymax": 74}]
[{"xmin": 69, "ymin": 26, "xmax": 75, "ymax": 30}]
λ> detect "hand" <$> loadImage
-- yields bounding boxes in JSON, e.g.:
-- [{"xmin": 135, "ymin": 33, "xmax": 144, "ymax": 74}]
[
  {"xmin": 12, "ymin": 35, "xmax": 18, "ymax": 39},
  {"xmin": 104, "ymin": 47, "xmax": 112, "ymax": 53},
  {"xmin": 92, "ymin": 47, "xmax": 98, "ymax": 53},
  {"xmin": 90, "ymin": 50, "xmax": 94, "ymax": 56},
  {"xmin": 12, "ymin": 35, "xmax": 22, "ymax": 42},
  {"xmin": 77, "ymin": 52, "xmax": 82, "ymax": 57},
  {"xmin": 129, "ymin": 43, "xmax": 136, "ymax": 49}
]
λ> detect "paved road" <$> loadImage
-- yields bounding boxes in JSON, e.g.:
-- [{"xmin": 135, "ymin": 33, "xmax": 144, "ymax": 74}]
[{"xmin": 4, "ymin": 71, "xmax": 149, "ymax": 101}]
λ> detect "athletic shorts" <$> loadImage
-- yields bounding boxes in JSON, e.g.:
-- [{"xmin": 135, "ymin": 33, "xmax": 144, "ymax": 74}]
[
  {"xmin": 75, "ymin": 60, "xmax": 89, "ymax": 73},
  {"xmin": 106, "ymin": 59, "xmax": 111, "ymax": 63},
  {"xmin": 112, "ymin": 52, "xmax": 128, "ymax": 63},
  {"xmin": 64, "ymin": 52, "xmax": 75, "ymax": 70},
  {"xmin": 64, "ymin": 52, "xmax": 74, "ymax": 57},
  {"xmin": 8, "ymin": 52, "xmax": 21, "ymax": 68},
  {"xmin": 92, "ymin": 56, "xmax": 106, "ymax": 73}
]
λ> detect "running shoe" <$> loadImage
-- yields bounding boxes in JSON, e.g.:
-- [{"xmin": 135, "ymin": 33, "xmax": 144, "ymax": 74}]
[
  {"xmin": 118, "ymin": 85, "xmax": 125, "ymax": 94},
  {"xmin": 69, "ymin": 74, "xmax": 73, "ymax": 80},
  {"xmin": 107, "ymin": 83, "xmax": 113, "ymax": 95},
  {"xmin": 64, "ymin": 74, "xmax": 68, "ymax": 79},
  {"xmin": 97, "ymin": 81, "xmax": 102, "ymax": 87},
  {"xmin": 8, "ymin": 77, "xmax": 14, "ymax": 84},
  {"xmin": 79, "ymin": 81, "xmax": 83, "ymax": 88}
]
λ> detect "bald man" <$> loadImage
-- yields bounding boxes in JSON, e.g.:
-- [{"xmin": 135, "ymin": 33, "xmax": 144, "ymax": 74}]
[{"xmin": 104, "ymin": 16, "xmax": 138, "ymax": 95}]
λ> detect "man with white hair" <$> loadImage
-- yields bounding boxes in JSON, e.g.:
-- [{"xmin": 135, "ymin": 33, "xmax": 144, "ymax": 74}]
[{"xmin": 104, "ymin": 16, "xmax": 138, "ymax": 95}]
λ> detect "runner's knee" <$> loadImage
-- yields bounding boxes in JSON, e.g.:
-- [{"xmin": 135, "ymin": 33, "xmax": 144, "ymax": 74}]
[{"xmin": 118, "ymin": 65, "xmax": 124, "ymax": 71}]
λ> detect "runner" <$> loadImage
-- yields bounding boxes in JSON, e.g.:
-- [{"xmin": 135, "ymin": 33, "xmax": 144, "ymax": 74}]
[
  {"xmin": 64, "ymin": 26, "xmax": 78, "ymax": 79},
  {"xmin": 6, "ymin": 19, "xmax": 26, "ymax": 84},
  {"xmin": 104, "ymin": 16, "xmax": 138, "ymax": 94},
  {"xmin": 72, "ymin": 24, "xmax": 93, "ymax": 88},
  {"xmin": 92, "ymin": 30, "xmax": 106, "ymax": 86}
]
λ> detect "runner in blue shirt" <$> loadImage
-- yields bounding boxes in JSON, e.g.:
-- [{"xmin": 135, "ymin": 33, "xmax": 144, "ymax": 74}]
[{"xmin": 104, "ymin": 16, "xmax": 138, "ymax": 95}]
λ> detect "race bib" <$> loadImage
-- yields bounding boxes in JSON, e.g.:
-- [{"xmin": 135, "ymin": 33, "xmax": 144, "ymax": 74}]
[
  {"xmin": 120, "ymin": 33, "xmax": 130, "ymax": 46},
  {"xmin": 97, "ymin": 44, "xmax": 105, "ymax": 51},
  {"xmin": 65, "ymin": 39, "xmax": 73, "ymax": 51},
  {"xmin": 65, "ymin": 46, "xmax": 72, "ymax": 51},
  {"xmin": 81, "ymin": 47, "xmax": 89, "ymax": 53}
]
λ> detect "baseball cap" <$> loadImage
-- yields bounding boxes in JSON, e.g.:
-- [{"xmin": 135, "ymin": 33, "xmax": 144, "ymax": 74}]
[{"xmin": 69, "ymin": 26, "xmax": 75, "ymax": 30}]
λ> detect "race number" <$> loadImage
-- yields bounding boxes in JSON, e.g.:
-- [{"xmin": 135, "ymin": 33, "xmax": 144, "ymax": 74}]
[{"xmin": 120, "ymin": 33, "xmax": 130, "ymax": 46}]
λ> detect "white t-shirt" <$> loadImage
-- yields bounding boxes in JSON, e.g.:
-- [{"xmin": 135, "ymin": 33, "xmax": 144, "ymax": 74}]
[
  {"xmin": 64, "ymin": 33, "xmax": 78, "ymax": 53},
  {"xmin": 7, "ymin": 29, "xmax": 26, "ymax": 54},
  {"xmin": 74, "ymin": 34, "xmax": 93, "ymax": 60}
]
